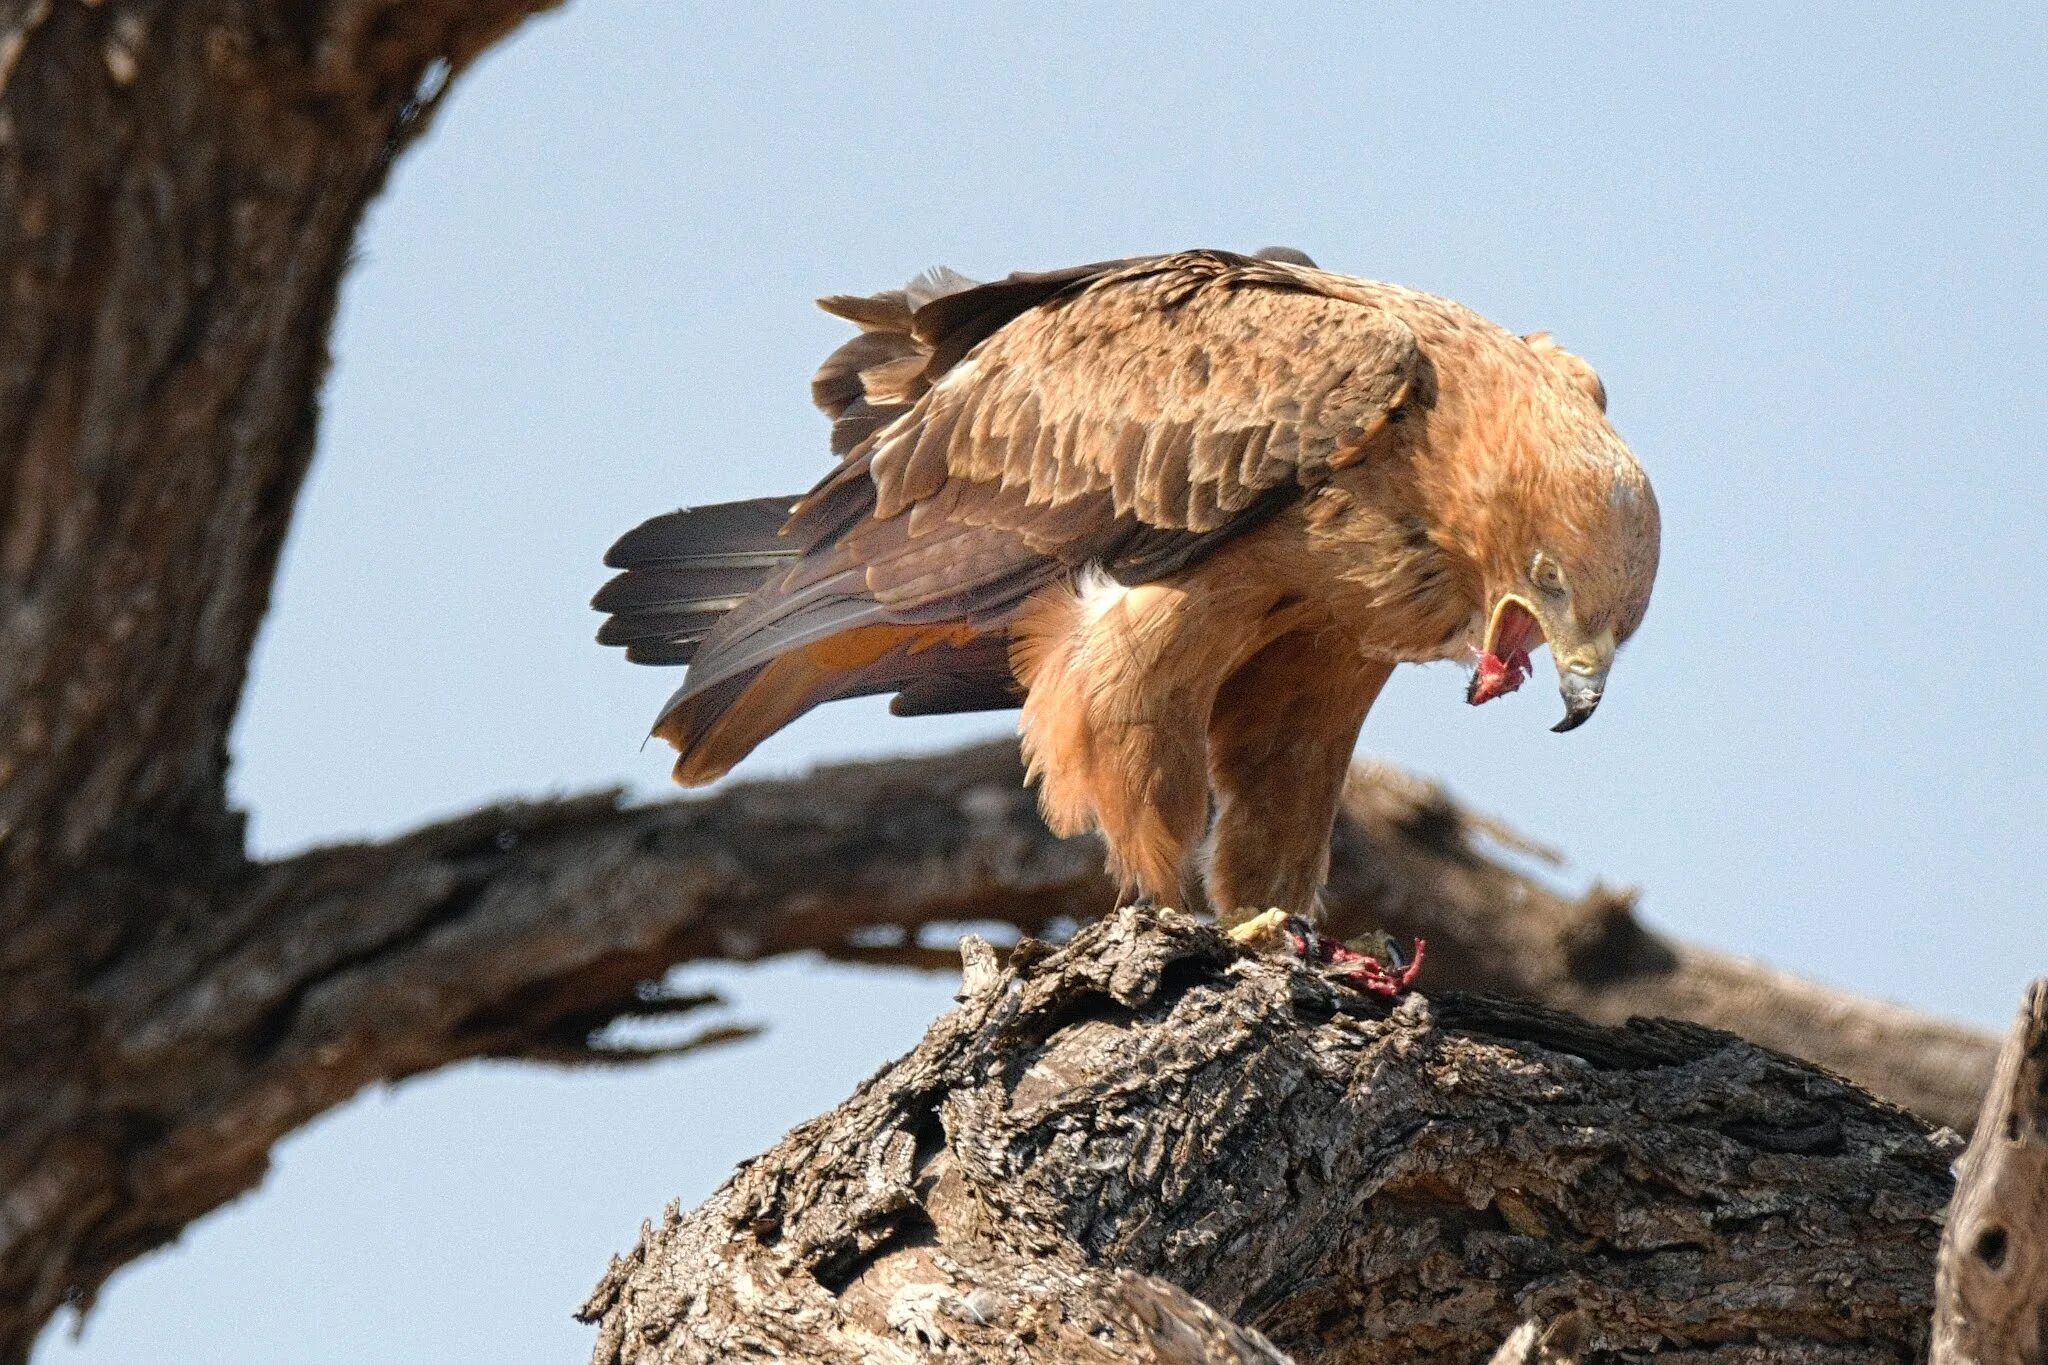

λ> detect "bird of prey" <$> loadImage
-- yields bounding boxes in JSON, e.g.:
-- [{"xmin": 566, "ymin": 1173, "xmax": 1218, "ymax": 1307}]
[{"xmin": 595, "ymin": 249, "xmax": 1659, "ymax": 925}]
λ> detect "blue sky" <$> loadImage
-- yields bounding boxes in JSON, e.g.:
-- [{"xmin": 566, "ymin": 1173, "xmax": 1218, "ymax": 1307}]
[{"xmin": 44, "ymin": 3, "xmax": 2045, "ymax": 1360}]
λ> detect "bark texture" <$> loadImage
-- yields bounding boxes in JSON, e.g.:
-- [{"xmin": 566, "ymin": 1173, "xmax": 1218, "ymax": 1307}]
[
  {"xmin": 1933, "ymin": 979, "xmax": 2048, "ymax": 1364},
  {"xmin": 1323, "ymin": 763, "xmax": 1993, "ymax": 1134},
  {"xmin": 583, "ymin": 906, "xmax": 1955, "ymax": 1364},
  {"xmin": 0, "ymin": 0, "xmax": 563, "ymax": 1352}
]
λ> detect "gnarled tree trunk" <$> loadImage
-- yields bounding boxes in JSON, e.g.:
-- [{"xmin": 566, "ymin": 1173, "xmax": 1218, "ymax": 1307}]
[
  {"xmin": 0, "ymin": 0, "xmax": 563, "ymax": 1349},
  {"xmin": 1933, "ymin": 980, "xmax": 2048, "ymax": 1363}
]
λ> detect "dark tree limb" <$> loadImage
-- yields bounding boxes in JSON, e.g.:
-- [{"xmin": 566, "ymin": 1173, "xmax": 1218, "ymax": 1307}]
[
  {"xmin": 581, "ymin": 907, "xmax": 1955, "ymax": 1363},
  {"xmin": 1322, "ymin": 764, "xmax": 1997, "ymax": 1135},
  {"xmin": 0, "ymin": 0, "xmax": 560, "ymax": 909},
  {"xmin": 1933, "ymin": 979, "xmax": 2048, "ymax": 1363},
  {"xmin": 0, "ymin": 0, "xmax": 567, "ymax": 1353},
  {"xmin": 3, "ymin": 738, "xmax": 1998, "ymax": 1360}
]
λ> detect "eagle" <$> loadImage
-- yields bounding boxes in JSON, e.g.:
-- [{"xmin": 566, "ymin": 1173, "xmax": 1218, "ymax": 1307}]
[{"xmin": 595, "ymin": 249, "xmax": 1659, "ymax": 925}]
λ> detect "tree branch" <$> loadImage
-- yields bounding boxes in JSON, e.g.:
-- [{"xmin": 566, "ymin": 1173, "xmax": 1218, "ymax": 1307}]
[
  {"xmin": 0, "ymin": 0, "xmax": 566, "ymax": 1353},
  {"xmin": 1322, "ymin": 763, "xmax": 1997, "ymax": 1135},
  {"xmin": 581, "ymin": 906, "xmax": 1955, "ymax": 1362},
  {"xmin": 0, "ymin": 0, "xmax": 561, "ymax": 908},
  {"xmin": 6, "ymin": 739, "xmax": 1993, "ymax": 1358}
]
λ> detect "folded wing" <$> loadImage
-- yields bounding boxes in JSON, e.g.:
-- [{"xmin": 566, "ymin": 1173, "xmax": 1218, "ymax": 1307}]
[{"xmin": 649, "ymin": 250, "xmax": 1425, "ymax": 781}]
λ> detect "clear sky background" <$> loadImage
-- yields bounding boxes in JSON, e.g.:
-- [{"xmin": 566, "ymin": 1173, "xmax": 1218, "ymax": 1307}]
[{"xmin": 42, "ymin": 3, "xmax": 2045, "ymax": 1360}]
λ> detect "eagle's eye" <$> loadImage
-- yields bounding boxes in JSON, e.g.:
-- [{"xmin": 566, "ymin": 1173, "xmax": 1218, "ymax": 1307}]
[{"xmin": 1530, "ymin": 554, "xmax": 1567, "ymax": 596}]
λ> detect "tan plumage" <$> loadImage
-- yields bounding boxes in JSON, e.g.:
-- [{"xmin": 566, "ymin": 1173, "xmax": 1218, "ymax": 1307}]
[{"xmin": 596, "ymin": 249, "xmax": 1660, "ymax": 920}]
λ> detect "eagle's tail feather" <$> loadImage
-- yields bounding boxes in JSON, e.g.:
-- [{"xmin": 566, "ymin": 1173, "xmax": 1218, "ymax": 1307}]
[
  {"xmin": 596, "ymin": 492, "xmax": 1023, "ymax": 786},
  {"xmin": 592, "ymin": 495, "xmax": 801, "ymax": 666},
  {"xmin": 653, "ymin": 626, "xmax": 1019, "ymax": 787}
]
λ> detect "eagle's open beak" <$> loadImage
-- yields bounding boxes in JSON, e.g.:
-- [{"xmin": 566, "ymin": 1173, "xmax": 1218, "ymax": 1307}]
[
  {"xmin": 1469, "ymin": 595, "xmax": 1614, "ymax": 733},
  {"xmin": 1467, "ymin": 596, "xmax": 1541, "ymax": 706}
]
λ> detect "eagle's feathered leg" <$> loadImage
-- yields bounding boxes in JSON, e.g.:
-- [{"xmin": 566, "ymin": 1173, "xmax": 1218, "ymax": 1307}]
[
  {"xmin": 1206, "ymin": 635, "xmax": 1391, "ymax": 926},
  {"xmin": 1012, "ymin": 571, "xmax": 1296, "ymax": 911}
]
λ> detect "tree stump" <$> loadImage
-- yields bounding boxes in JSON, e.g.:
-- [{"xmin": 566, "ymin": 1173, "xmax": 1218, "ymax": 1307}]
[{"xmin": 583, "ymin": 907, "xmax": 1954, "ymax": 1362}]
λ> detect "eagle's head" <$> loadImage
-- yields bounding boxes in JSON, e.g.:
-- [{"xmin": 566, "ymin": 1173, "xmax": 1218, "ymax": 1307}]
[{"xmin": 1466, "ymin": 431, "xmax": 1661, "ymax": 733}]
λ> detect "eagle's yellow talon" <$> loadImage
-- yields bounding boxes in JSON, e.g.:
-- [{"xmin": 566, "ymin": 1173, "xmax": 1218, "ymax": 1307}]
[{"xmin": 1224, "ymin": 908, "xmax": 1294, "ymax": 950}]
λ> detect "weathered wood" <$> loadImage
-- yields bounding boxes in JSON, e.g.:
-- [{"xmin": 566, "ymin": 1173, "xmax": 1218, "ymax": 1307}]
[
  {"xmin": 584, "ymin": 907, "xmax": 1954, "ymax": 1363},
  {"xmin": 1488, "ymin": 1316, "xmax": 1589, "ymax": 1365},
  {"xmin": 0, "ymin": 0, "xmax": 559, "ymax": 920},
  {"xmin": 1108, "ymin": 1273, "xmax": 1299, "ymax": 1364},
  {"xmin": 0, "ymin": 0, "xmax": 564, "ymax": 1352},
  {"xmin": 1327, "ymin": 763, "xmax": 1995, "ymax": 1134},
  {"xmin": 1933, "ymin": 979, "xmax": 2048, "ymax": 1364},
  {"xmin": 0, "ymin": 735, "xmax": 1997, "ymax": 1360}
]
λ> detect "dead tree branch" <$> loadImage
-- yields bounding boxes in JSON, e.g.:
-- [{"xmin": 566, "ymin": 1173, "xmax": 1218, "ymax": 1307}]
[
  {"xmin": 0, "ymin": 0, "xmax": 567, "ymax": 1352},
  {"xmin": 1324, "ymin": 764, "xmax": 1996, "ymax": 1134},
  {"xmin": 582, "ymin": 906, "xmax": 1955, "ymax": 1363},
  {"xmin": 1933, "ymin": 979, "xmax": 2048, "ymax": 1363},
  {"xmin": 0, "ymin": 736, "xmax": 1998, "ymax": 1357}
]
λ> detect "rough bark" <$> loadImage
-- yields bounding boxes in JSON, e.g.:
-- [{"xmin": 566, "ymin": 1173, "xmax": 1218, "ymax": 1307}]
[
  {"xmin": 1487, "ymin": 1316, "xmax": 1591, "ymax": 1365},
  {"xmin": 1933, "ymin": 979, "xmax": 2048, "ymax": 1364},
  {"xmin": 1321, "ymin": 764, "xmax": 1996, "ymax": 1135},
  {"xmin": 583, "ymin": 906, "xmax": 1955, "ymax": 1364},
  {"xmin": 0, "ymin": 0, "xmax": 556, "ymax": 911},
  {"xmin": 0, "ymin": 0, "xmax": 564, "ymax": 1352}
]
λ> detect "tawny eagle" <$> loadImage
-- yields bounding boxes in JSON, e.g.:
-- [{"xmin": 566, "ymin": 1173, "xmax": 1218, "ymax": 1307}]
[{"xmin": 595, "ymin": 249, "xmax": 1659, "ymax": 922}]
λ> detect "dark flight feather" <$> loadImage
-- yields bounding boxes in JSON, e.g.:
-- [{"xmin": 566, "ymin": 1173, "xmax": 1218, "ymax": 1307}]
[{"xmin": 592, "ymin": 496, "xmax": 802, "ymax": 668}]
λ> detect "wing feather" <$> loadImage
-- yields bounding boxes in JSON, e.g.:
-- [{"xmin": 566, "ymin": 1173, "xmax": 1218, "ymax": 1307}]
[{"xmin": 870, "ymin": 251, "xmax": 1421, "ymax": 560}]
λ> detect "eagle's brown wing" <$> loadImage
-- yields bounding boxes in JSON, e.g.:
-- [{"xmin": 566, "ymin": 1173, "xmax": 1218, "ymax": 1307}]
[
  {"xmin": 653, "ymin": 250, "xmax": 1422, "ymax": 779},
  {"xmin": 877, "ymin": 252, "xmax": 1419, "ymax": 530}
]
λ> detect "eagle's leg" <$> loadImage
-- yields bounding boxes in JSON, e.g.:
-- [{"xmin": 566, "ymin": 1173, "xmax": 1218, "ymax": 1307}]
[
  {"xmin": 1032, "ymin": 685, "xmax": 1214, "ymax": 912},
  {"xmin": 1015, "ymin": 579, "xmax": 1268, "ymax": 911},
  {"xmin": 1205, "ymin": 635, "xmax": 1393, "ymax": 927}
]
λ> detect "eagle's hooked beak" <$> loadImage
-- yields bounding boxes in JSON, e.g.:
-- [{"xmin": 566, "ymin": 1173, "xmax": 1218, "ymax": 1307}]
[
  {"xmin": 1468, "ymin": 595, "xmax": 1615, "ymax": 733},
  {"xmin": 1547, "ymin": 626, "xmax": 1615, "ymax": 733}
]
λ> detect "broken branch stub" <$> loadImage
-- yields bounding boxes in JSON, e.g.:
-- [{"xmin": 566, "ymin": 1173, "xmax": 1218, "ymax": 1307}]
[{"xmin": 1932, "ymin": 979, "xmax": 2048, "ymax": 1365}]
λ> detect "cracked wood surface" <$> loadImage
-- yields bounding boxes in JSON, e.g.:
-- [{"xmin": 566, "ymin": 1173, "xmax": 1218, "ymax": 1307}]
[
  {"xmin": 0, "ymin": 733, "xmax": 1998, "ymax": 1357},
  {"xmin": 0, "ymin": 0, "xmax": 567, "ymax": 1353},
  {"xmin": 583, "ymin": 906, "xmax": 1955, "ymax": 1363}
]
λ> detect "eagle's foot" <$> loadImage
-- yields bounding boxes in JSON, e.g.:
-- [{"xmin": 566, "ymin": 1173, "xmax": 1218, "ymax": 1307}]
[
  {"xmin": 1223, "ymin": 908, "xmax": 1295, "ymax": 950},
  {"xmin": 1227, "ymin": 910, "xmax": 1425, "ymax": 998}
]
